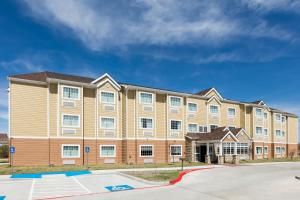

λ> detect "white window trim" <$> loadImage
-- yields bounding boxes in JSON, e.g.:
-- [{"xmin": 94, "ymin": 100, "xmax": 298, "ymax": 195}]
[
  {"xmin": 139, "ymin": 92, "xmax": 154, "ymax": 105},
  {"xmin": 100, "ymin": 116, "xmax": 116, "ymax": 129},
  {"xmin": 100, "ymin": 145, "xmax": 116, "ymax": 157},
  {"xmin": 187, "ymin": 123, "xmax": 198, "ymax": 133},
  {"xmin": 209, "ymin": 105, "xmax": 219, "ymax": 115},
  {"xmin": 100, "ymin": 91, "xmax": 116, "ymax": 105},
  {"xmin": 170, "ymin": 119, "xmax": 182, "ymax": 131},
  {"xmin": 275, "ymin": 146, "xmax": 282, "ymax": 154},
  {"xmin": 275, "ymin": 114, "xmax": 281, "ymax": 122},
  {"xmin": 227, "ymin": 107, "xmax": 236, "ymax": 118},
  {"xmin": 255, "ymin": 126, "xmax": 263, "ymax": 135},
  {"xmin": 255, "ymin": 146, "xmax": 263, "ymax": 155},
  {"xmin": 187, "ymin": 102, "xmax": 198, "ymax": 113},
  {"xmin": 62, "ymin": 85, "xmax": 80, "ymax": 100},
  {"xmin": 275, "ymin": 129, "xmax": 281, "ymax": 137},
  {"xmin": 139, "ymin": 145, "xmax": 154, "ymax": 157},
  {"xmin": 62, "ymin": 114, "xmax": 80, "ymax": 128},
  {"xmin": 139, "ymin": 117, "xmax": 154, "ymax": 130},
  {"xmin": 61, "ymin": 144, "xmax": 80, "ymax": 158},
  {"xmin": 264, "ymin": 112, "xmax": 268, "ymax": 119},
  {"xmin": 169, "ymin": 96, "xmax": 182, "ymax": 108},
  {"xmin": 264, "ymin": 146, "xmax": 268, "ymax": 154},
  {"xmin": 255, "ymin": 108, "xmax": 263, "ymax": 118},
  {"xmin": 170, "ymin": 145, "xmax": 182, "ymax": 156}
]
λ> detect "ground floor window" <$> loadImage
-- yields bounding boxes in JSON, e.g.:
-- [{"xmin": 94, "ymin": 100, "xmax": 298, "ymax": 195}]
[
  {"xmin": 170, "ymin": 145, "xmax": 182, "ymax": 156},
  {"xmin": 62, "ymin": 145, "xmax": 80, "ymax": 158},
  {"xmin": 276, "ymin": 146, "xmax": 285, "ymax": 154},
  {"xmin": 223, "ymin": 142, "xmax": 234, "ymax": 155},
  {"xmin": 237, "ymin": 143, "xmax": 248, "ymax": 155},
  {"xmin": 140, "ymin": 145, "xmax": 153, "ymax": 157},
  {"xmin": 264, "ymin": 146, "xmax": 268, "ymax": 154},
  {"xmin": 100, "ymin": 145, "xmax": 116, "ymax": 157},
  {"xmin": 256, "ymin": 147, "xmax": 262, "ymax": 155}
]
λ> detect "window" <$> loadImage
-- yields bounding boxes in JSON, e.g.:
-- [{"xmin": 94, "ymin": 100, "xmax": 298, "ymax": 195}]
[
  {"xmin": 237, "ymin": 143, "xmax": 248, "ymax": 155},
  {"xmin": 63, "ymin": 86, "xmax": 79, "ymax": 100},
  {"xmin": 100, "ymin": 145, "xmax": 116, "ymax": 157},
  {"xmin": 256, "ymin": 127, "xmax": 262, "ymax": 135},
  {"xmin": 281, "ymin": 147, "xmax": 285, "ymax": 154},
  {"xmin": 188, "ymin": 124, "xmax": 197, "ymax": 132},
  {"xmin": 282, "ymin": 131, "xmax": 285, "ymax": 137},
  {"xmin": 171, "ymin": 120, "xmax": 181, "ymax": 131},
  {"xmin": 140, "ymin": 145, "xmax": 153, "ymax": 157},
  {"xmin": 256, "ymin": 108, "xmax": 263, "ymax": 117},
  {"xmin": 210, "ymin": 105, "xmax": 219, "ymax": 114},
  {"xmin": 101, "ymin": 92, "xmax": 115, "ymax": 104},
  {"xmin": 264, "ymin": 129, "xmax": 268, "ymax": 136},
  {"xmin": 210, "ymin": 125, "xmax": 218, "ymax": 131},
  {"xmin": 281, "ymin": 116, "xmax": 286, "ymax": 123},
  {"xmin": 275, "ymin": 130, "xmax": 281, "ymax": 137},
  {"xmin": 62, "ymin": 115, "xmax": 80, "ymax": 128},
  {"xmin": 170, "ymin": 145, "xmax": 182, "ymax": 156},
  {"xmin": 228, "ymin": 126, "xmax": 236, "ymax": 130},
  {"xmin": 228, "ymin": 108, "xmax": 236, "ymax": 117},
  {"xmin": 140, "ymin": 118, "xmax": 153, "ymax": 129},
  {"xmin": 62, "ymin": 145, "xmax": 80, "ymax": 158},
  {"xmin": 275, "ymin": 114, "xmax": 281, "ymax": 121},
  {"xmin": 140, "ymin": 92, "xmax": 153, "ymax": 104},
  {"xmin": 170, "ymin": 96, "xmax": 181, "ymax": 107},
  {"xmin": 188, "ymin": 103, "xmax": 197, "ymax": 112},
  {"xmin": 199, "ymin": 126, "xmax": 208, "ymax": 133},
  {"xmin": 276, "ymin": 147, "xmax": 281, "ymax": 154},
  {"xmin": 223, "ymin": 143, "xmax": 234, "ymax": 155},
  {"xmin": 264, "ymin": 146, "xmax": 268, "ymax": 154},
  {"xmin": 256, "ymin": 147, "xmax": 262, "ymax": 155},
  {"xmin": 101, "ymin": 117, "xmax": 115, "ymax": 129},
  {"xmin": 264, "ymin": 112, "xmax": 268, "ymax": 119}
]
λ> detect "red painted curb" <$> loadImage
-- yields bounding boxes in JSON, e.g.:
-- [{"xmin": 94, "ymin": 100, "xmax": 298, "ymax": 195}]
[{"xmin": 169, "ymin": 167, "xmax": 211, "ymax": 185}]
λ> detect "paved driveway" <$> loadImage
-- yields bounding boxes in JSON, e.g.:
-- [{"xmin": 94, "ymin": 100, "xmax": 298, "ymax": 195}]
[{"xmin": 0, "ymin": 163, "xmax": 299, "ymax": 200}]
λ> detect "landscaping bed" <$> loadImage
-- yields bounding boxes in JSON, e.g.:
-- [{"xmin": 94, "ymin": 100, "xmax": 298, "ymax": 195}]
[{"xmin": 124, "ymin": 170, "xmax": 180, "ymax": 182}]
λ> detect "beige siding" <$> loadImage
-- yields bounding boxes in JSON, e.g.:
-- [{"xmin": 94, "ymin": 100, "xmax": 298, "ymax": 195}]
[
  {"xmin": 127, "ymin": 90, "xmax": 136, "ymax": 138},
  {"xmin": 49, "ymin": 84, "xmax": 57, "ymax": 137},
  {"xmin": 156, "ymin": 94, "xmax": 167, "ymax": 139},
  {"xmin": 288, "ymin": 117, "xmax": 298, "ymax": 143},
  {"xmin": 10, "ymin": 81, "xmax": 47, "ymax": 137},
  {"xmin": 83, "ymin": 88, "xmax": 96, "ymax": 138}
]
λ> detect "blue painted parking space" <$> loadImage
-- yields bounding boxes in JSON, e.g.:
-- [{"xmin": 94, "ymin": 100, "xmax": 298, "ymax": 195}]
[
  {"xmin": 105, "ymin": 185, "xmax": 134, "ymax": 192},
  {"xmin": 10, "ymin": 170, "xmax": 91, "ymax": 179},
  {"xmin": 0, "ymin": 196, "xmax": 5, "ymax": 200}
]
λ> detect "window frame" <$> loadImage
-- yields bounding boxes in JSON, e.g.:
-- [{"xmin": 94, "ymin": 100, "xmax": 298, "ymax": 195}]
[
  {"xmin": 169, "ymin": 96, "xmax": 182, "ymax": 108},
  {"xmin": 100, "ymin": 117, "xmax": 116, "ymax": 129},
  {"xmin": 227, "ymin": 107, "xmax": 236, "ymax": 118},
  {"xmin": 209, "ymin": 105, "xmax": 219, "ymax": 115},
  {"xmin": 264, "ymin": 112, "xmax": 268, "ymax": 120},
  {"xmin": 255, "ymin": 126, "xmax": 263, "ymax": 135},
  {"xmin": 187, "ymin": 102, "xmax": 198, "ymax": 113},
  {"xmin": 139, "ymin": 92, "xmax": 154, "ymax": 105},
  {"xmin": 61, "ymin": 144, "xmax": 80, "ymax": 158},
  {"xmin": 263, "ymin": 128, "xmax": 268, "ymax": 136},
  {"xmin": 275, "ymin": 129, "xmax": 281, "ymax": 137},
  {"xmin": 275, "ymin": 146, "xmax": 281, "ymax": 154},
  {"xmin": 187, "ymin": 123, "xmax": 198, "ymax": 133},
  {"xmin": 139, "ymin": 117, "xmax": 154, "ymax": 130},
  {"xmin": 140, "ymin": 145, "xmax": 154, "ymax": 157},
  {"xmin": 62, "ymin": 114, "xmax": 80, "ymax": 128},
  {"xmin": 170, "ymin": 145, "xmax": 182, "ymax": 156},
  {"xmin": 255, "ymin": 108, "xmax": 263, "ymax": 118},
  {"xmin": 170, "ymin": 120, "xmax": 182, "ymax": 131},
  {"xmin": 281, "ymin": 116, "xmax": 286, "ymax": 123},
  {"xmin": 100, "ymin": 145, "xmax": 116, "ymax": 157},
  {"xmin": 275, "ymin": 114, "xmax": 281, "ymax": 122},
  {"xmin": 62, "ymin": 85, "xmax": 80, "ymax": 100},
  {"xmin": 255, "ymin": 146, "xmax": 263, "ymax": 155},
  {"xmin": 100, "ymin": 91, "xmax": 116, "ymax": 104},
  {"xmin": 264, "ymin": 146, "xmax": 268, "ymax": 154}
]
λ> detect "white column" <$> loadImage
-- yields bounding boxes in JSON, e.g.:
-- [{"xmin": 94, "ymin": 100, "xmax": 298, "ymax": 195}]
[
  {"xmin": 219, "ymin": 142, "xmax": 223, "ymax": 156},
  {"xmin": 234, "ymin": 142, "xmax": 237, "ymax": 155},
  {"xmin": 206, "ymin": 142, "xmax": 210, "ymax": 155}
]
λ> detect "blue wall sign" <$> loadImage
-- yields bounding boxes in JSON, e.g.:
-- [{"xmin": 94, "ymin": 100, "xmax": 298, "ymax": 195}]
[
  {"xmin": 85, "ymin": 146, "xmax": 90, "ymax": 153},
  {"xmin": 105, "ymin": 185, "xmax": 134, "ymax": 192},
  {"xmin": 10, "ymin": 147, "xmax": 15, "ymax": 154}
]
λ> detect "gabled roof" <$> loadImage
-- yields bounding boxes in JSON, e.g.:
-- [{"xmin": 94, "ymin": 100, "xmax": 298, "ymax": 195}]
[
  {"xmin": 186, "ymin": 127, "xmax": 239, "ymax": 142},
  {"xmin": 251, "ymin": 100, "xmax": 266, "ymax": 106},
  {"xmin": 91, "ymin": 73, "xmax": 121, "ymax": 90},
  {"xmin": 195, "ymin": 87, "xmax": 223, "ymax": 99},
  {"xmin": 10, "ymin": 71, "xmax": 94, "ymax": 84}
]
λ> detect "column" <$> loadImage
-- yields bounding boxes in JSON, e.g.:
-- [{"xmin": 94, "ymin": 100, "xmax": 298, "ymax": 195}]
[
  {"xmin": 218, "ymin": 142, "xmax": 224, "ymax": 165},
  {"xmin": 205, "ymin": 142, "xmax": 211, "ymax": 164}
]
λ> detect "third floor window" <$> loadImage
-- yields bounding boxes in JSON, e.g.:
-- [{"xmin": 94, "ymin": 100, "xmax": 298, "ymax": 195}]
[
  {"xmin": 170, "ymin": 97, "xmax": 181, "ymax": 107},
  {"xmin": 101, "ymin": 92, "xmax": 115, "ymax": 104},
  {"xmin": 63, "ymin": 86, "xmax": 79, "ymax": 100},
  {"xmin": 188, "ymin": 103, "xmax": 197, "ymax": 112},
  {"xmin": 140, "ymin": 92, "xmax": 153, "ymax": 104},
  {"xmin": 210, "ymin": 105, "xmax": 219, "ymax": 114}
]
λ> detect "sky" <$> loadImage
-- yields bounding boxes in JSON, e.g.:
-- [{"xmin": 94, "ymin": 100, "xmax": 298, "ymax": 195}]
[{"xmin": 0, "ymin": 0, "xmax": 300, "ymax": 139}]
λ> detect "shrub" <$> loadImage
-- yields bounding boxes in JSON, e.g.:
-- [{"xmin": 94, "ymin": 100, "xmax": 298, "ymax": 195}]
[{"xmin": 0, "ymin": 145, "xmax": 9, "ymax": 158}]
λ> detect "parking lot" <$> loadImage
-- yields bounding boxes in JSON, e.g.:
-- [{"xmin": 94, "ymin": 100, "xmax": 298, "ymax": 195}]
[{"xmin": 0, "ymin": 163, "xmax": 300, "ymax": 200}]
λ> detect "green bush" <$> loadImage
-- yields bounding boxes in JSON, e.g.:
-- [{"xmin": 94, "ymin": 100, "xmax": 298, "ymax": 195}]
[{"xmin": 0, "ymin": 145, "xmax": 9, "ymax": 158}]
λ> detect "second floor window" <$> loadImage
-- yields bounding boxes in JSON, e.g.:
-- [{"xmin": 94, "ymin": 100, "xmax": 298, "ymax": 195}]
[
  {"xmin": 275, "ymin": 114, "xmax": 281, "ymax": 121},
  {"xmin": 256, "ymin": 127, "xmax": 262, "ymax": 135},
  {"xmin": 101, "ymin": 117, "xmax": 115, "ymax": 129},
  {"xmin": 101, "ymin": 92, "xmax": 115, "ymax": 104},
  {"xmin": 63, "ymin": 86, "xmax": 79, "ymax": 100},
  {"xmin": 170, "ymin": 97, "xmax": 181, "ymax": 107},
  {"xmin": 140, "ymin": 118, "xmax": 153, "ymax": 129},
  {"xmin": 282, "ymin": 131, "xmax": 285, "ymax": 137},
  {"xmin": 210, "ymin": 105, "xmax": 219, "ymax": 114},
  {"xmin": 171, "ymin": 120, "xmax": 181, "ymax": 131},
  {"xmin": 140, "ymin": 92, "xmax": 153, "ymax": 104},
  {"xmin": 264, "ymin": 129, "xmax": 268, "ymax": 136},
  {"xmin": 63, "ymin": 115, "xmax": 79, "ymax": 128},
  {"xmin": 188, "ymin": 124, "xmax": 197, "ymax": 132},
  {"xmin": 228, "ymin": 108, "xmax": 236, "ymax": 117},
  {"xmin": 188, "ymin": 103, "xmax": 197, "ymax": 112},
  {"xmin": 255, "ymin": 108, "xmax": 263, "ymax": 117},
  {"xmin": 276, "ymin": 130, "xmax": 281, "ymax": 137}
]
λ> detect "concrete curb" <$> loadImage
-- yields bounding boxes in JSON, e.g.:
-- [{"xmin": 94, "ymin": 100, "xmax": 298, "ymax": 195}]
[
  {"xmin": 118, "ymin": 172, "xmax": 167, "ymax": 185},
  {"xmin": 239, "ymin": 161, "xmax": 300, "ymax": 166}
]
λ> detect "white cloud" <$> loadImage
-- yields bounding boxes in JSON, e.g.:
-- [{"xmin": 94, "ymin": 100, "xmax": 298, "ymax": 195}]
[
  {"xmin": 0, "ymin": 110, "xmax": 7, "ymax": 120},
  {"xmin": 0, "ymin": 59, "xmax": 45, "ymax": 73},
  {"xmin": 243, "ymin": 0, "xmax": 300, "ymax": 13},
  {"xmin": 22, "ymin": 0, "xmax": 295, "ymax": 52}
]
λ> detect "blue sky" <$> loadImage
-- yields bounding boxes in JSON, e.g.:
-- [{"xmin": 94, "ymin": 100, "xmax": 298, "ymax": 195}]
[{"xmin": 0, "ymin": 0, "xmax": 300, "ymax": 138}]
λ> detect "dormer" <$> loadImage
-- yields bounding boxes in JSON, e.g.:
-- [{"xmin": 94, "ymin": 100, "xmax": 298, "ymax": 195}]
[
  {"xmin": 92, "ymin": 73, "xmax": 121, "ymax": 91},
  {"xmin": 195, "ymin": 87, "xmax": 223, "ymax": 100}
]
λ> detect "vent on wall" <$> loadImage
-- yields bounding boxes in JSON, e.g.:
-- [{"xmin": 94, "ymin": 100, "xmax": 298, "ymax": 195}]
[
  {"xmin": 188, "ymin": 113, "xmax": 195, "ymax": 118},
  {"xmin": 143, "ymin": 106, "xmax": 153, "ymax": 112},
  {"xmin": 143, "ymin": 131, "xmax": 154, "ymax": 137},
  {"xmin": 170, "ymin": 132, "xmax": 179, "ymax": 138},
  {"xmin": 104, "ymin": 130, "xmax": 115, "ymax": 137},
  {"xmin": 170, "ymin": 108, "xmax": 179, "ymax": 114},
  {"xmin": 104, "ymin": 105, "xmax": 115, "ymax": 111},
  {"xmin": 62, "ymin": 100, "xmax": 76, "ymax": 108},
  {"xmin": 62, "ymin": 128, "xmax": 76, "ymax": 135}
]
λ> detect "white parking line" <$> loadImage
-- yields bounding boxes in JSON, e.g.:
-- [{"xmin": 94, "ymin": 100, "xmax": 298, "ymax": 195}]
[
  {"xmin": 28, "ymin": 179, "xmax": 35, "ymax": 200},
  {"xmin": 72, "ymin": 177, "xmax": 91, "ymax": 194}
]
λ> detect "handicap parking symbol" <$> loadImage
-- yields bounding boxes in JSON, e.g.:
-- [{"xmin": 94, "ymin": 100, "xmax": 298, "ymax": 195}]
[{"xmin": 105, "ymin": 185, "xmax": 134, "ymax": 192}]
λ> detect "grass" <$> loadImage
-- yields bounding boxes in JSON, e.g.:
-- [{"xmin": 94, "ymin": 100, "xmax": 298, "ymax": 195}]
[
  {"xmin": 240, "ymin": 157, "xmax": 300, "ymax": 164},
  {"xmin": 0, "ymin": 162, "xmax": 205, "ymax": 175},
  {"xmin": 125, "ymin": 170, "xmax": 180, "ymax": 182}
]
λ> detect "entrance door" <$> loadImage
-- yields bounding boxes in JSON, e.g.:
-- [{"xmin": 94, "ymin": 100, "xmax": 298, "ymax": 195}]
[{"xmin": 195, "ymin": 145, "xmax": 207, "ymax": 162}]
